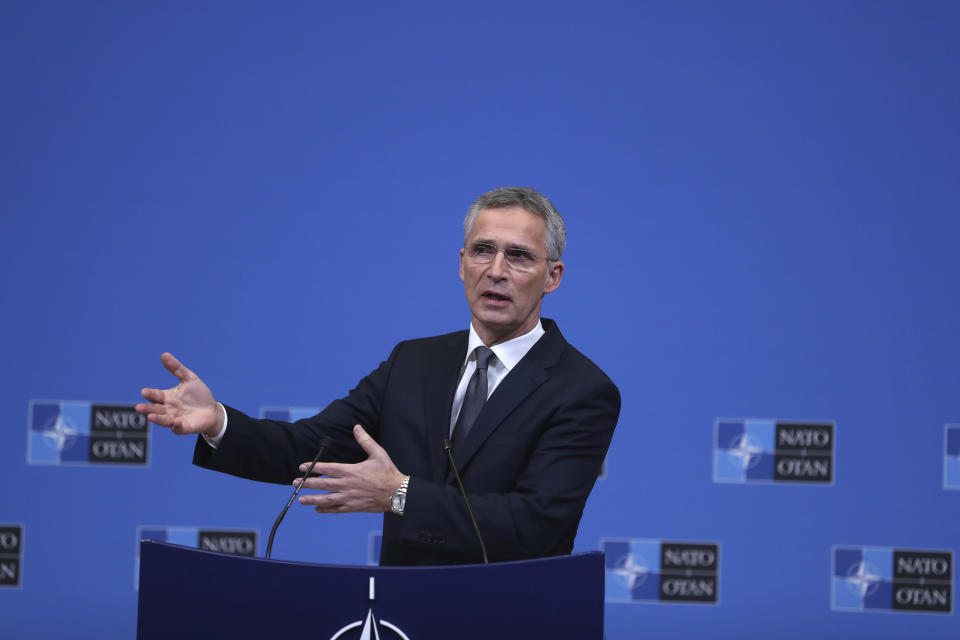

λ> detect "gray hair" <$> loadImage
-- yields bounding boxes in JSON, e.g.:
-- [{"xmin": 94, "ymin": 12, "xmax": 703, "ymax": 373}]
[{"xmin": 463, "ymin": 186, "xmax": 567, "ymax": 260}]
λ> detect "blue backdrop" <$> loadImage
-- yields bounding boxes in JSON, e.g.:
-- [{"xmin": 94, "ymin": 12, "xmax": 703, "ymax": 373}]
[{"xmin": 1, "ymin": 1, "xmax": 958, "ymax": 637}]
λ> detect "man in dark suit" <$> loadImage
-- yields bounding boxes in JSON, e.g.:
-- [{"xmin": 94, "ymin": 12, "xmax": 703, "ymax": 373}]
[{"xmin": 136, "ymin": 186, "xmax": 620, "ymax": 566}]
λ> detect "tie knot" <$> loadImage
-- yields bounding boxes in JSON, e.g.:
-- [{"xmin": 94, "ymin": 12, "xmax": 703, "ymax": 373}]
[{"xmin": 474, "ymin": 346, "xmax": 495, "ymax": 371}]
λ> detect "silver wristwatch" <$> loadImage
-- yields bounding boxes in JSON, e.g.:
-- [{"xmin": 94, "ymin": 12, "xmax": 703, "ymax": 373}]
[{"xmin": 390, "ymin": 475, "xmax": 410, "ymax": 515}]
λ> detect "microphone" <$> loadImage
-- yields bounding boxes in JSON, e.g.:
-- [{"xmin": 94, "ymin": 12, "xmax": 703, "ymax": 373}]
[
  {"xmin": 442, "ymin": 438, "xmax": 489, "ymax": 564},
  {"xmin": 265, "ymin": 436, "xmax": 332, "ymax": 559}
]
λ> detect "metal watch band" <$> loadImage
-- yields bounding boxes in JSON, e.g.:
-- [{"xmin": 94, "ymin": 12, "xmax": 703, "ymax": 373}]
[{"xmin": 390, "ymin": 475, "xmax": 410, "ymax": 515}]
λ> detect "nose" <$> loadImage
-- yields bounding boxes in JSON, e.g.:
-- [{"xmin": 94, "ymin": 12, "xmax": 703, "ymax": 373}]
[{"xmin": 487, "ymin": 249, "xmax": 509, "ymax": 279}]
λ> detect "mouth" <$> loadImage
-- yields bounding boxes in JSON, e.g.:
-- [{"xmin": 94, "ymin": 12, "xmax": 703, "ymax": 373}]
[{"xmin": 481, "ymin": 291, "xmax": 511, "ymax": 305}]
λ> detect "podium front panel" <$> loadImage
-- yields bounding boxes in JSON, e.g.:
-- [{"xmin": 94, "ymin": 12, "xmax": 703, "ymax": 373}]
[{"xmin": 137, "ymin": 541, "xmax": 604, "ymax": 639}]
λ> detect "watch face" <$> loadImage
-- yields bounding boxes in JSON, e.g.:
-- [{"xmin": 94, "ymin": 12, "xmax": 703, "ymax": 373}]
[{"xmin": 390, "ymin": 477, "xmax": 408, "ymax": 514}]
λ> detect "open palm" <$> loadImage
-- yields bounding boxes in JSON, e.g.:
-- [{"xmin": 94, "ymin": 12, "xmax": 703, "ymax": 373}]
[{"xmin": 136, "ymin": 353, "xmax": 223, "ymax": 436}]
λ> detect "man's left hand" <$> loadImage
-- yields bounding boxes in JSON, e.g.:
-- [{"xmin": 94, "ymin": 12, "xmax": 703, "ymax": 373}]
[{"xmin": 295, "ymin": 424, "xmax": 406, "ymax": 514}]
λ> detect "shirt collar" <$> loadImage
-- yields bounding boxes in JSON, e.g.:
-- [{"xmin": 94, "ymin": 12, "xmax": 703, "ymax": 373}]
[{"xmin": 465, "ymin": 320, "xmax": 545, "ymax": 372}]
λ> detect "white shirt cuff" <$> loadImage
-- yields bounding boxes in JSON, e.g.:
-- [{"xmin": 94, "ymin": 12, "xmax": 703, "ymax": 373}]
[{"xmin": 201, "ymin": 403, "xmax": 228, "ymax": 448}]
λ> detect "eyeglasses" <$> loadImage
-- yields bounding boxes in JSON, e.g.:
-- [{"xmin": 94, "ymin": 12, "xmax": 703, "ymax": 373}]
[{"xmin": 465, "ymin": 242, "xmax": 552, "ymax": 271}]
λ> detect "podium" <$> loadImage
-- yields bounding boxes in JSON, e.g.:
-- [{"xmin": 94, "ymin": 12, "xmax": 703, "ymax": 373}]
[{"xmin": 137, "ymin": 540, "xmax": 605, "ymax": 639}]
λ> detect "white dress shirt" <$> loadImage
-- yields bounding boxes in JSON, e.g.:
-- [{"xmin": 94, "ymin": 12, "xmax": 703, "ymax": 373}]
[{"xmin": 449, "ymin": 320, "xmax": 545, "ymax": 434}]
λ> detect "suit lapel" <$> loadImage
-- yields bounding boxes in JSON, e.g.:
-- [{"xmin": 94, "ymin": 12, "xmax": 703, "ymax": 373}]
[
  {"xmin": 423, "ymin": 331, "xmax": 469, "ymax": 481},
  {"xmin": 449, "ymin": 319, "xmax": 566, "ymax": 477}
]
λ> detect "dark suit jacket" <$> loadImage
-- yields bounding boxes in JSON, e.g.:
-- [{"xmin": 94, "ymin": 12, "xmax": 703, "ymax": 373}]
[{"xmin": 193, "ymin": 318, "xmax": 620, "ymax": 566}]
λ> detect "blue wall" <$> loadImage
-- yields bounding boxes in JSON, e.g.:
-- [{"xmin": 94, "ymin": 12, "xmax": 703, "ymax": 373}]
[{"xmin": 1, "ymin": 1, "xmax": 958, "ymax": 637}]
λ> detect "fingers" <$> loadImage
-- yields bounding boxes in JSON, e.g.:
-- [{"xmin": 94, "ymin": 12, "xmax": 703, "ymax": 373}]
[
  {"xmin": 135, "ymin": 402, "xmax": 166, "ymax": 415},
  {"xmin": 303, "ymin": 461, "xmax": 350, "ymax": 478},
  {"xmin": 139, "ymin": 387, "xmax": 165, "ymax": 403},
  {"xmin": 135, "ymin": 396, "xmax": 172, "ymax": 428},
  {"xmin": 294, "ymin": 478, "xmax": 345, "ymax": 512},
  {"xmin": 147, "ymin": 413, "xmax": 175, "ymax": 428},
  {"xmin": 296, "ymin": 487, "xmax": 369, "ymax": 514},
  {"xmin": 293, "ymin": 475, "xmax": 343, "ymax": 492},
  {"xmin": 160, "ymin": 352, "xmax": 196, "ymax": 383},
  {"xmin": 304, "ymin": 493, "xmax": 351, "ymax": 513},
  {"xmin": 135, "ymin": 400, "xmax": 183, "ymax": 431},
  {"xmin": 352, "ymin": 425, "xmax": 384, "ymax": 459}
]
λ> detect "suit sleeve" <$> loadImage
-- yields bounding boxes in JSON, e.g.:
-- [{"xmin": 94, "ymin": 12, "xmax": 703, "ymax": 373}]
[{"xmin": 192, "ymin": 343, "xmax": 403, "ymax": 483}]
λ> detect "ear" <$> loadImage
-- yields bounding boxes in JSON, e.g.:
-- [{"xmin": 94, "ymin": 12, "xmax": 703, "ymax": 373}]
[
  {"xmin": 543, "ymin": 260, "xmax": 564, "ymax": 295},
  {"xmin": 459, "ymin": 247, "xmax": 466, "ymax": 283}
]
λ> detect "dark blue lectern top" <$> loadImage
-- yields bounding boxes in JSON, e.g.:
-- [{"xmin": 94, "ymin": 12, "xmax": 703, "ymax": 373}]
[{"xmin": 137, "ymin": 540, "xmax": 604, "ymax": 639}]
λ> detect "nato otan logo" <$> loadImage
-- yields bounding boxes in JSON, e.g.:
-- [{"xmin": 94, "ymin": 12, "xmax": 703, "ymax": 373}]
[
  {"xmin": 714, "ymin": 419, "xmax": 834, "ymax": 484},
  {"xmin": 261, "ymin": 406, "xmax": 322, "ymax": 421},
  {"xmin": 833, "ymin": 546, "xmax": 953, "ymax": 614},
  {"xmin": 28, "ymin": 400, "xmax": 150, "ymax": 465},
  {"xmin": 0, "ymin": 525, "xmax": 23, "ymax": 588},
  {"xmin": 945, "ymin": 424, "xmax": 960, "ymax": 490},
  {"xmin": 328, "ymin": 578, "xmax": 410, "ymax": 639},
  {"xmin": 602, "ymin": 538, "xmax": 719, "ymax": 605},
  {"xmin": 139, "ymin": 526, "xmax": 258, "ymax": 555},
  {"xmin": 135, "ymin": 527, "xmax": 258, "ymax": 589}
]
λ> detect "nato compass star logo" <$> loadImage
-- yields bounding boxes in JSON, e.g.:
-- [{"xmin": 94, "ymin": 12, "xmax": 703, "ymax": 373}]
[
  {"xmin": 328, "ymin": 578, "xmax": 410, "ymax": 640},
  {"xmin": 602, "ymin": 539, "xmax": 661, "ymax": 602},
  {"xmin": 832, "ymin": 546, "xmax": 895, "ymax": 612},
  {"xmin": 728, "ymin": 433, "xmax": 764, "ymax": 471},
  {"xmin": 28, "ymin": 400, "xmax": 91, "ymax": 464},
  {"xmin": 44, "ymin": 414, "xmax": 80, "ymax": 453},
  {"xmin": 845, "ymin": 561, "xmax": 882, "ymax": 598},
  {"xmin": 610, "ymin": 549, "xmax": 651, "ymax": 590},
  {"xmin": 714, "ymin": 419, "xmax": 775, "ymax": 482}
]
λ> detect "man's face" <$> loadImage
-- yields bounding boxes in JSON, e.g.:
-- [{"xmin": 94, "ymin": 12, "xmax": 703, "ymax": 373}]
[{"xmin": 459, "ymin": 207, "xmax": 564, "ymax": 346}]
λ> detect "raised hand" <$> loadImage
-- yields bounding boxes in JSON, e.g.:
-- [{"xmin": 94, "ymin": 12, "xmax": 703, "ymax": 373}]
[
  {"xmin": 294, "ymin": 425, "xmax": 406, "ymax": 513},
  {"xmin": 135, "ymin": 352, "xmax": 224, "ymax": 437}
]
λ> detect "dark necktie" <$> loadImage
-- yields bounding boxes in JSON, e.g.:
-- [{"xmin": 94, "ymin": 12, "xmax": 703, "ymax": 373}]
[{"xmin": 452, "ymin": 346, "xmax": 495, "ymax": 445}]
